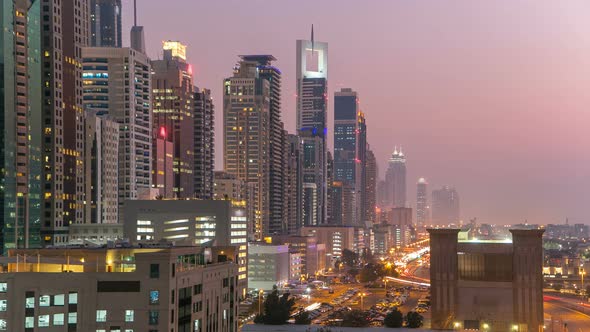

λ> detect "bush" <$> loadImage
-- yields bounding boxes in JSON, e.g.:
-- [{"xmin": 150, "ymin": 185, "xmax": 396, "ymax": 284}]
[
  {"xmin": 405, "ymin": 311, "xmax": 424, "ymax": 328},
  {"xmin": 384, "ymin": 309, "xmax": 404, "ymax": 328},
  {"xmin": 294, "ymin": 310, "xmax": 311, "ymax": 325},
  {"xmin": 342, "ymin": 309, "xmax": 370, "ymax": 327}
]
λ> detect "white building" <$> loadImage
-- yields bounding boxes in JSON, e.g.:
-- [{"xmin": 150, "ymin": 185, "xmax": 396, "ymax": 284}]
[{"xmin": 248, "ymin": 244, "xmax": 290, "ymax": 291}]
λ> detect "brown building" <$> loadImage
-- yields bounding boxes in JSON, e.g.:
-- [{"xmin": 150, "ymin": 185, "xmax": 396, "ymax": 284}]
[{"xmin": 428, "ymin": 228, "xmax": 544, "ymax": 332}]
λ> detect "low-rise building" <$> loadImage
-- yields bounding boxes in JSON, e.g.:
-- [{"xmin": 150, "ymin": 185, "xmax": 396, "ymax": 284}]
[
  {"xmin": 247, "ymin": 243, "xmax": 289, "ymax": 291},
  {"xmin": 300, "ymin": 226, "xmax": 358, "ymax": 265},
  {"xmin": 68, "ymin": 223, "xmax": 124, "ymax": 245},
  {"xmin": 0, "ymin": 246, "xmax": 239, "ymax": 332}
]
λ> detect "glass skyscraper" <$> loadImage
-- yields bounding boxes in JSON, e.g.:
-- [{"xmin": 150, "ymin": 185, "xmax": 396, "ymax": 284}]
[{"xmin": 90, "ymin": 0, "xmax": 122, "ymax": 47}]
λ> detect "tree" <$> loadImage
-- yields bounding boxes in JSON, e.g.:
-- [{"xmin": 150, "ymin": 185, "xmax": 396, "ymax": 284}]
[
  {"xmin": 553, "ymin": 284, "xmax": 562, "ymax": 292},
  {"xmin": 333, "ymin": 259, "xmax": 342, "ymax": 272},
  {"xmin": 342, "ymin": 309, "xmax": 370, "ymax": 327},
  {"xmin": 342, "ymin": 249, "xmax": 358, "ymax": 267},
  {"xmin": 405, "ymin": 311, "xmax": 424, "ymax": 328},
  {"xmin": 384, "ymin": 309, "xmax": 404, "ymax": 328},
  {"xmin": 358, "ymin": 264, "xmax": 379, "ymax": 283},
  {"xmin": 256, "ymin": 286, "xmax": 295, "ymax": 325},
  {"xmin": 361, "ymin": 248, "xmax": 375, "ymax": 264},
  {"xmin": 294, "ymin": 310, "xmax": 311, "ymax": 325},
  {"xmin": 586, "ymin": 285, "xmax": 590, "ymax": 299}
]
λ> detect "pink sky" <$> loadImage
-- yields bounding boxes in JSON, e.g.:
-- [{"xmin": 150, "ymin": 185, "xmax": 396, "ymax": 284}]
[{"xmin": 123, "ymin": 0, "xmax": 590, "ymax": 225}]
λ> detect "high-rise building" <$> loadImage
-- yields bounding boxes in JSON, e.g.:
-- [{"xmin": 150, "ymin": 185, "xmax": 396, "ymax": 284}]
[
  {"xmin": 416, "ymin": 177, "xmax": 429, "ymax": 227},
  {"xmin": 90, "ymin": 0, "xmax": 122, "ymax": 47},
  {"xmin": 84, "ymin": 112, "xmax": 119, "ymax": 224},
  {"xmin": 152, "ymin": 41, "xmax": 195, "ymax": 199},
  {"xmin": 1, "ymin": 0, "xmax": 42, "ymax": 250},
  {"xmin": 82, "ymin": 47, "xmax": 152, "ymax": 220},
  {"xmin": 326, "ymin": 151, "xmax": 334, "ymax": 223},
  {"xmin": 41, "ymin": 0, "xmax": 90, "ymax": 245},
  {"xmin": 240, "ymin": 55, "xmax": 285, "ymax": 236},
  {"xmin": 284, "ymin": 133, "xmax": 303, "ymax": 235},
  {"xmin": 431, "ymin": 185, "xmax": 460, "ymax": 225},
  {"xmin": 297, "ymin": 28, "xmax": 328, "ymax": 227},
  {"xmin": 223, "ymin": 59, "xmax": 270, "ymax": 240},
  {"xmin": 377, "ymin": 180, "xmax": 388, "ymax": 208},
  {"xmin": 193, "ymin": 87, "xmax": 215, "ymax": 199},
  {"xmin": 385, "ymin": 147, "xmax": 407, "ymax": 208},
  {"xmin": 388, "ymin": 207, "xmax": 413, "ymax": 248},
  {"xmin": 365, "ymin": 149, "xmax": 377, "ymax": 225}
]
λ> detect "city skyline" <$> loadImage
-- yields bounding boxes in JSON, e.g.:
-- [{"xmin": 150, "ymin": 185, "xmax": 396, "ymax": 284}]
[{"xmin": 124, "ymin": 1, "xmax": 588, "ymax": 224}]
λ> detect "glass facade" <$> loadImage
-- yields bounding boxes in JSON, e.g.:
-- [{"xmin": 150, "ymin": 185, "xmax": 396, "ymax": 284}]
[{"xmin": 90, "ymin": 0, "xmax": 122, "ymax": 47}]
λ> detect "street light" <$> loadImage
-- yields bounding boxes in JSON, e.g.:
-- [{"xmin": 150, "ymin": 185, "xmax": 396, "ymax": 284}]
[
  {"xmin": 306, "ymin": 287, "xmax": 311, "ymax": 304},
  {"xmin": 258, "ymin": 289, "xmax": 264, "ymax": 315},
  {"xmin": 360, "ymin": 292, "xmax": 366, "ymax": 311},
  {"xmin": 454, "ymin": 322, "xmax": 461, "ymax": 330},
  {"xmin": 482, "ymin": 323, "xmax": 489, "ymax": 330}
]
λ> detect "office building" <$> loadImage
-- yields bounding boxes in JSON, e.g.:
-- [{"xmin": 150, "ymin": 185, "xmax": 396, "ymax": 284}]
[
  {"xmin": 193, "ymin": 87, "xmax": 215, "ymax": 199},
  {"xmin": 296, "ymin": 29, "xmax": 328, "ymax": 227},
  {"xmin": 388, "ymin": 207, "xmax": 413, "ymax": 248},
  {"xmin": 385, "ymin": 147, "xmax": 407, "ymax": 208},
  {"xmin": 68, "ymin": 223, "xmax": 124, "ymax": 245},
  {"xmin": 416, "ymin": 177, "xmax": 429, "ymax": 227},
  {"xmin": 123, "ymin": 199, "xmax": 249, "ymax": 295},
  {"xmin": 377, "ymin": 180, "xmax": 388, "ymax": 209},
  {"xmin": 248, "ymin": 243, "xmax": 290, "ymax": 291},
  {"xmin": 271, "ymin": 235, "xmax": 326, "ymax": 277},
  {"xmin": 84, "ymin": 112, "xmax": 119, "ymax": 224},
  {"xmin": 213, "ymin": 171, "xmax": 258, "ymax": 241},
  {"xmin": 90, "ymin": 0, "xmax": 122, "ymax": 47},
  {"xmin": 41, "ymin": 0, "xmax": 90, "ymax": 245},
  {"xmin": 365, "ymin": 148, "xmax": 377, "ymax": 225},
  {"xmin": 300, "ymin": 226, "xmax": 358, "ymax": 263},
  {"xmin": 284, "ymin": 134, "xmax": 303, "ymax": 235},
  {"xmin": 223, "ymin": 58, "xmax": 270, "ymax": 240},
  {"xmin": 0, "ymin": 0, "xmax": 42, "ymax": 250},
  {"xmin": 428, "ymin": 228, "xmax": 544, "ymax": 331},
  {"xmin": 326, "ymin": 151, "xmax": 334, "ymax": 223},
  {"xmin": 152, "ymin": 41, "xmax": 195, "ymax": 198},
  {"xmin": 0, "ymin": 246, "xmax": 239, "ymax": 332},
  {"xmin": 82, "ymin": 46, "xmax": 152, "ymax": 220},
  {"xmin": 432, "ymin": 185, "xmax": 460, "ymax": 225}
]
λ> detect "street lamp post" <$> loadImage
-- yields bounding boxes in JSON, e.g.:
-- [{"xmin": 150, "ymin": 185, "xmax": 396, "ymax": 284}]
[
  {"xmin": 306, "ymin": 287, "xmax": 311, "ymax": 304},
  {"xmin": 360, "ymin": 292, "xmax": 366, "ymax": 311},
  {"xmin": 258, "ymin": 290, "xmax": 264, "ymax": 315}
]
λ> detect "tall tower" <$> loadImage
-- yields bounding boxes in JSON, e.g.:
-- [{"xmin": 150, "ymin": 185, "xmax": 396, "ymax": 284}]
[
  {"xmin": 385, "ymin": 147, "xmax": 407, "ymax": 208},
  {"xmin": 416, "ymin": 177, "xmax": 429, "ymax": 227},
  {"xmin": 1, "ymin": 0, "xmax": 43, "ymax": 250},
  {"xmin": 365, "ymin": 149, "xmax": 377, "ymax": 225},
  {"xmin": 152, "ymin": 41, "xmax": 195, "ymax": 199},
  {"xmin": 193, "ymin": 87, "xmax": 215, "ymax": 200},
  {"xmin": 41, "ymin": 0, "xmax": 90, "ymax": 245},
  {"xmin": 284, "ymin": 133, "xmax": 303, "ymax": 234},
  {"xmin": 296, "ymin": 27, "xmax": 328, "ymax": 226},
  {"xmin": 223, "ymin": 59, "xmax": 270, "ymax": 240},
  {"xmin": 431, "ymin": 186, "xmax": 460, "ymax": 225},
  {"xmin": 90, "ymin": 0, "xmax": 122, "ymax": 47}
]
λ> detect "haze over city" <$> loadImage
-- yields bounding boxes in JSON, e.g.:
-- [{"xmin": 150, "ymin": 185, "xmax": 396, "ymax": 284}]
[{"xmin": 121, "ymin": 0, "xmax": 590, "ymax": 225}]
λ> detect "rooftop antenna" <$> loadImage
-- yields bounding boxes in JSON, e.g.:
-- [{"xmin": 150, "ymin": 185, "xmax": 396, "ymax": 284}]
[
  {"xmin": 133, "ymin": 0, "xmax": 137, "ymax": 26},
  {"xmin": 311, "ymin": 24, "xmax": 314, "ymax": 53}
]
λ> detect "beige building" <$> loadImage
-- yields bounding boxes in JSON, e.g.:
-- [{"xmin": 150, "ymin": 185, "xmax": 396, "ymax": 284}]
[
  {"xmin": 247, "ymin": 243, "xmax": 290, "ymax": 291},
  {"xmin": 0, "ymin": 246, "xmax": 239, "ymax": 332},
  {"xmin": 300, "ymin": 226, "xmax": 359, "ymax": 266},
  {"xmin": 428, "ymin": 229, "xmax": 544, "ymax": 332}
]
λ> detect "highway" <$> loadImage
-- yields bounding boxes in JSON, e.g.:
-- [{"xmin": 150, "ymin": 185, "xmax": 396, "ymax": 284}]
[{"xmin": 544, "ymin": 300, "xmax": 590, "ymax": 332}]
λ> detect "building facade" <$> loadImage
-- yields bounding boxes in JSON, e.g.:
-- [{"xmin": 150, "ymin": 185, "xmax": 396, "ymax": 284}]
[
  {"xmin": 90, "ymin": 0, "xmax": 122, "ymax": 47},
  {"xmin": 247, "ymin": 243, "xmax": 290, "ymax": 291},
  {"xmin": 431, "ymin": 185, "xmax": 460, "ymax": 225},
  {"xmin": 193, "ymin": 87, "xmax": 215, "ymax": 199},
  {"xmin": 152, "ymin": 41, "xmax": 195, "ymax": 199},
  {"xmin": 416, "ymin": 177, "xmax": 429, "ymax": 227},
  {"xmin": 385, "ymin": 147, "xmax": 406, "ymax": 208},
  {"xmin": 284, "ymin": 134, "xmax": 303, "ymax": 235},
  {"xmin": 1, "ymin": 0, "xmax": 43, "ymax": 250},
  {"xmin": 365, "ymin": 148, "xmax": 377, "ymax": 226},
  {"xmin": 0, "ymin": 246, "xmax": 239, "ymax": 332},
  {"xmin": 82, "ymin": 46, "xmax": 152, "ymax": 219},
  {"xmin": 296, "ymin": 36, "xmax": 328, "ymax": 227}
]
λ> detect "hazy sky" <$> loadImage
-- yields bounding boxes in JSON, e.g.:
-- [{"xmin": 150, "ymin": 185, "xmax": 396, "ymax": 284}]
[{"xmin": 122, "ymin": 0, "xmax": 590, "ymax": 225}]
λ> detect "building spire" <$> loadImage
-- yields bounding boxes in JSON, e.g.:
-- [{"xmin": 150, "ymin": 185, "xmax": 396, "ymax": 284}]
[{"xmin": 133, "ymin": 0, "xmax": 137, "ymax": 26}]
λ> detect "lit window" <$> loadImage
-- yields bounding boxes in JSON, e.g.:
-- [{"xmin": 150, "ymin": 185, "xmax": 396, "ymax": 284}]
[
  {"xmin": 125, "ymin": 310, "xmax": 134, "ymax": 322},
  {"xmin": 0, "ymin": 283, "xmax": 6, "ymax": 292},
  {"xmin": 25, "ymin": 317, "xmax": 34, "ymax": 328},
  {"xmin": 149, "ymin": 310, "xmax": 159, "ymax": 325},
  {"xmin": 39, "ymin": 295, "xmax": 50, "ymax": 306},
  {"xmin": 53, "ymin": 313, "xmax": 64, "ymax": 326},
  {"xmin": 149, "ymin": 290, "xmax": 159, "ymax": 304},
  {"xmin": 96, "ymin": 330, "xmax": 106, "ymax": 332},
  {"xmin": 38, "ymin": 315, "xmax": 50, "ymax": 327},
  {"xmin": 53, "ymin": 294, "xmax": 65, "ymax": 306},
  {"xmin": 0, "ymin": 300, "xmax": 6, "ymax": 311},
  {"xmin": 68, "ymin": 292, "xmax": 78, "ymax": 304},
  {"xmin": 68, "ymin": 312, "xmax": 77, "ymax": 324},
  {"xmin": 96, "ymin": 310, "xmax": 107, "ymax": 322},
  {"xmin": 0, "ymin": 318, "xmax": 6, "ymax": 330},
  {"xmin": 25, "ymin": 295, "xmax": 35, "ymax": 308}
]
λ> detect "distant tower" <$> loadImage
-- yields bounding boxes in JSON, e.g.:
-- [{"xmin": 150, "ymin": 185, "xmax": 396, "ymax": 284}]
[
  {"xmin": 90, "ymin": 0, "xmax": 122, "ymax": 47},
  {"xmin": 130, "ymin": 0, "xmax": 145, "ymax": 53},
  {"xmin": 385, "ymin": 147, "xmax": 407, "ymax": 208},
  {"xmin": 365, "ymin": 149, "xmax": 377, "ymax": 225},
  {"xmin": 431, "ymin": 186, "xmax": 460, "ymax": 225},
  {"xmin": 416, "ymin": 178, "xmax": 429, "ymax": 227}
]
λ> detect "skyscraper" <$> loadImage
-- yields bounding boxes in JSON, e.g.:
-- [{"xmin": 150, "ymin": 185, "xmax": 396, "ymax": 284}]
[
  {"xmin": 1, "ymin": 0, "xmax": 42, "ymax": 250},
  {"xmin": 82, "ymin": 47, "xmax": 152, "ymax": 219},
  {"xmin": 152, "ymin": 41, "xmax": 195, "ymax": 198},
  {"xmin": 431, "ymin": 185, "xmax": 460, "ymax": 225},
  {"xmin": 333, "ymin": 88, "xmax": 367, "ymax": 225},
  {"xmin": 284, "ymin": 133, "xmax": 303, "ymax": 235},
  {"xmin": 365, "ymin": 149, "xmax": 377, "ymax": 225},
  {"xmin": 193, "ymin": 87, "xmax": 215, "ymax": 199},
  {"xmin": 385, "ymin": 147, "xmax": 407, "ymax": 208},
  {"xmin": 416, "ymin": 177, "xmax": 429, "ymax": 227},
  {"xmin": 223, "ymin": 59, "xmax": 270, "ymax": 240},
  {"xmin": 90, "ymin": 0, "xmax": 122, "ymax": 47},
  {"xmin": 41, "ymin": 0, "xmax": 89, "ymax": 245},
  {"xmin": 296, "ymin": 28, "xmax": 328, "ymax": 226},
  {"xmin": 240, "ymin": 55, "xmax": 285, "ymax": 235}
]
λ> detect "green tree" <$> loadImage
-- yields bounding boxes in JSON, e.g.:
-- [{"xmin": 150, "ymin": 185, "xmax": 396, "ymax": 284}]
[
  {"xmin": 405, "ymin": 311, "xmax": 424, "ymax": 328},
  {"xmin": 294, "ymin": 310, "xmax": 311, "ymax": 325},
  {"xmin": 342, "ymin": 309, "xmax": 370, "ymax": 327},
  {"xmin": 342, "ymin": 249, "xmax": 358, "ymax": 267},
  {"xmin": 384, "ymin": 309, "xmax": 404, "ymax": 328},
  {"xmin": 358, "ymin": 264, "xmax": 379, "ymax": 283},
  {"xmin": 361, "ymin": 248, "xmax": 375, "ymax": 264},
  {"xmin": 256, "ymin": 286, "xmax": 295, "ymax": 325}
]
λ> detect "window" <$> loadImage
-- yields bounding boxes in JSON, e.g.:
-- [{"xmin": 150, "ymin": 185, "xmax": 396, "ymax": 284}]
[
  {"xmin": 68, "ymin": 312, "xmax": 77, "ymax": 324},
  {"xmin": 25, "ymin": 316, "xmax": 34, "ymax": 328},
  {"xmin": 39, "ymin": 295, "xmax": 50, "ymax": 306},
  {"xmin": 125, "ymin": 310, "xmax": 134, "ymax": 322},
  {"xmin": 193, "ymin": 301, "xmax": 202, "ymax": 313},
  {"xmin": 38, "ymin": 315, "xmax": 50, "ymax": 327},
  {"xmin": 0, "ymin": 318, "xmax": 6, "ymax": 330},
  {"xmin": 96, "ymin": 310, "xmax": 107, "ymax": 322},
  {"xmin": 149, "ymin": 290, "xmax": 159, "ymax": 304},
  {"xmin": 69, "ymin": 292, "xmax": 78, "ymax": 304},
  {"xmin": 96, "ymin": 330, "xmax": 106, "ymax": 332},
  {"xmin": 149, "ymin": 310, "xmax": 159, "ymax": 325},
  {"xmin": 53, "ymin": 313, "xmax": 64, "ymax": 326},
  {"xmin": 0, "ymin": 283, "xmax": 7, "ymax": 292},
  {"xmin": 25, "ymin": 295, "xmax": 35, "ymax": 308},
  {"xmin": 53, "ymin": 294, "xmax": 65, "ymax": 306},
  {"xmin": 194, "ymin": 319, "xmax": 201, "ymax": 332},
  {"xmin": 0, "ymin": 300, "xmax": 6, "ymax": 311},
  {"xmin": 193, "ymin": 284, "xmax": 202, "ymax": 295},
  {"xmin": 150, "ymin": 264, "xmax": 159, "ymax": 278}
]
